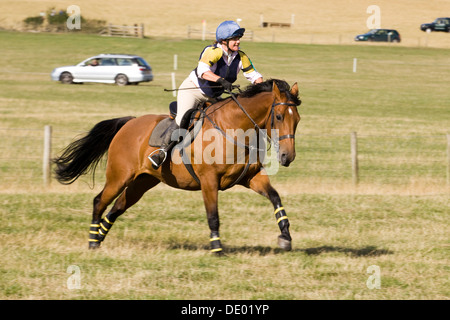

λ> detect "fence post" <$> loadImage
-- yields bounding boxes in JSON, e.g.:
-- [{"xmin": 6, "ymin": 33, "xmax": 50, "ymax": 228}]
[
  {"xmin": 171, "ymin": 72, "xmax": 176, "ymax": 98},
  {"xmin": 202, "ymin": 20, "xmax": 206, "ymax": 41},
  {"xmin": 447, "ymin": 134, "xmax": 450, "ymax": 186},
  {"xmin": 43, "ymin": 125, "xmax": 52, "ymax": 186},
  {"xmin": 351, "ymin": 132, "xmax": 359, "ymax": 186}
]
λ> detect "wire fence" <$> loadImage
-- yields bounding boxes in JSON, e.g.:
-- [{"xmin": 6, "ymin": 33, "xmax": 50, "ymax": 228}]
[
  {"xmin": 0, "ymin": 127, "xmax": 448, "ymax": 189},
  {"xmin": 293, "ymin": 133, "xmax": 448, "ymax": 186}
]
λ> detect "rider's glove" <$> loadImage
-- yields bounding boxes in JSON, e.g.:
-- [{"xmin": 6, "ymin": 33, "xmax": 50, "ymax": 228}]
[{"xmin": 217, "ymin": 77, "xmax": 233, "ymax": 92}]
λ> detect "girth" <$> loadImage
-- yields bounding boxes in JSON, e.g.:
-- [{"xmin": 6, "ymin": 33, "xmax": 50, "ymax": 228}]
[{"xmin": 177, "ymin": 101, "xmax": 254, "ymax": 190}]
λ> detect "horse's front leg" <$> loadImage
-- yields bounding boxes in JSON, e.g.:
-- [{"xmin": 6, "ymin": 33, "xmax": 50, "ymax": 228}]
[
  {"xmin": 200, "ymin": 176, "xmax": 224, "ymax": 255},
  {"xmin": 245, "ymin": 169, "xmax": 292, "ymax": 251}
]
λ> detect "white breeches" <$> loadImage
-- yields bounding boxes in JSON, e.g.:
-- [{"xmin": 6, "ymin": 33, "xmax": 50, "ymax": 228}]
[{"xmin": 175, "ymin": 77, "xmax": 210, "ymax": 126}]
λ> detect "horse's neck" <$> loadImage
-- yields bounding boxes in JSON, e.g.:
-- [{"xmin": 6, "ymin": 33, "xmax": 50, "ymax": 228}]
[
  {"xmin": 236, "ymin": 93, "xmax": 273, "ymax": 129},
  {"xmin": 210, "ymin": 93, "xmax": 273, "ymax": 131}
]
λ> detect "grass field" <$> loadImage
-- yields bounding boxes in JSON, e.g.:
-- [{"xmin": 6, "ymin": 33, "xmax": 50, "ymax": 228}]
[{"xmin": 0, "ymin": 31, "xmax": 449, "ymax": 300}]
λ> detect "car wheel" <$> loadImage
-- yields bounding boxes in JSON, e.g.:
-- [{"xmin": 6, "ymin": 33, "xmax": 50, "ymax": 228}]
[
  {"xmin": 392, "ymin": 39, "xmax": 399, "ymax": 43},
  {"xmin": 115, "ymin": 74, "xmax": 128, "ymax": 86},
  {"xmin": 60, "ymin": 72, "xmax": 73, "ymax": 84}
]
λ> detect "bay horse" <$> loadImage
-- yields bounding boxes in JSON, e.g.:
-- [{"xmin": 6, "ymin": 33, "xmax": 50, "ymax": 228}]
[{"xmin": 53, "ymin": 79, "xmax": 301, "ymax": 255}]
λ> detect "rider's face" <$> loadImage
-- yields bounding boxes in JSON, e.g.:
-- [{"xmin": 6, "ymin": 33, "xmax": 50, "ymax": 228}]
[{"xmin": 224, "ymin": 37, "xmax": 241, "ymax": 52}]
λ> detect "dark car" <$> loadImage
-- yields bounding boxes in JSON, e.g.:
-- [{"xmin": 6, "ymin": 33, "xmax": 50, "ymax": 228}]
[
  {"xmin": 354, "ymin": 29, "xmax": 401, "ymax": 42},
  {"xmin": 420, "ymin": 17, "xmax": 450, "ymax": 32}
]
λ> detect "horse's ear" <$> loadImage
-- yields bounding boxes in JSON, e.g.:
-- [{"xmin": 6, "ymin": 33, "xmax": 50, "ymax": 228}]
[
  {"xmin": 272, "ymin": 81, "xmax": 281, "ymax": 100},
  {"xmin": 290, "ymin": 83, "xmax": 299, "ymax": 97}
]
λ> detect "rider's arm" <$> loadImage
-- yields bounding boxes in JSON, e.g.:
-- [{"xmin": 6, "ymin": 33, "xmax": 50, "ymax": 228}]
[
  {"xmin": 197, "ymin": 48, "xmax": 230, "ymax": 85},
  {"xmin": 239, "ymin": 51, "xmax": 263, "ymax": 84},
  {"xmin": 197, "ymin": 46, "xmax": 223, "ymax": 81},
  {"xmin": 201, "ymin": 70, "xmax": 221, "ymax": 82}
]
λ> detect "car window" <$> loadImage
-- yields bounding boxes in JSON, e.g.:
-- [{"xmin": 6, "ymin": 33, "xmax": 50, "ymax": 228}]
[
  {"xmin": 100, "ymin": 58, "xmax": 116, "ymax": 66},
  {"xmin": 134, "ymin": 58, "xmax": 149, "ymax": 67},
  {"xmin": 85, "ymin": 58, "xmax": 100, "ymax": 66},
  {"xmin": 117, "ymin": 58, "xmax": 133, "ymax": 66}
]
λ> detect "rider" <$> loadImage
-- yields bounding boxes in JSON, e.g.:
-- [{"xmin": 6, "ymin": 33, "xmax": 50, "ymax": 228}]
[{"xmin": 149, "ymin": 20, "xmax": 263, "ymax": 169}]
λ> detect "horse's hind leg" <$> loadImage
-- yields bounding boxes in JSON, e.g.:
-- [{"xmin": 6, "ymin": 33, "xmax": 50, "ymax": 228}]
[
  {"xmin": 90, "ymin": 174, "xmax": 160, "ymax": 248},
  {"xmin": 245, "ymin": 170, "xmax": 292, "ymax": 251},
  {"xmin": 89, "ymin": 180, "xmax": 127, "ymax": 249}
]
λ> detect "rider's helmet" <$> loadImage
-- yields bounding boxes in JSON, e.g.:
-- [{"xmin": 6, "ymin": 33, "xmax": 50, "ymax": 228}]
[{"xmin": 215, "ymin": 20, "xmax": 245, "ymax": 42}]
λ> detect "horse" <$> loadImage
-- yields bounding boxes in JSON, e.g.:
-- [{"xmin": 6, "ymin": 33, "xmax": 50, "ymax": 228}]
[{"xmin": 53, "ymin": 79, "xmax": 301, "ymax": 255}]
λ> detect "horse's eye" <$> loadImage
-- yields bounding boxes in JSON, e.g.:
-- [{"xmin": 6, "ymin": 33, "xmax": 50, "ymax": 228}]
[{"xmin": 276, "ymin": 114, "xmax": 283, "ymax": 121}]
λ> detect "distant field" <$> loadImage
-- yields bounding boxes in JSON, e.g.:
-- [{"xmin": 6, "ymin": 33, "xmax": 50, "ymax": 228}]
[
  {"xmin": 0, "ymin": 31, "xmax": 449, "ymax": 300},
  {"xmin": 1, "ymin": 0, "xmax": 450, "ymax": 47}
]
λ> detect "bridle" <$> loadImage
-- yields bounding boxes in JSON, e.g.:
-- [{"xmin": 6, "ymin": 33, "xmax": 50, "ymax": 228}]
[
  {"xmin": 228, "ymin": 93, "xmax": 298, "ymax": 150},
  {"xmin": 188, "ymin": 90, "xmax": 299, "ymax": 188},
  {"xmin": 269, "ymin": 101, "xmax": 298, "ymax": 142}
]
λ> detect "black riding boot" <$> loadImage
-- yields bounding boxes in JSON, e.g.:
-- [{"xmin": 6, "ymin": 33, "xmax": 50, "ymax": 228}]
[{"xmin": 148, "ymin": 121, "xmax": 180, "ymax": 169}]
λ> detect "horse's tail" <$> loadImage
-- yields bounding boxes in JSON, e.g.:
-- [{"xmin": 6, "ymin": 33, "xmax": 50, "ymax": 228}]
[{"xmin": 53, "ymin": 116, "xmax": 135, "ymax": 184}]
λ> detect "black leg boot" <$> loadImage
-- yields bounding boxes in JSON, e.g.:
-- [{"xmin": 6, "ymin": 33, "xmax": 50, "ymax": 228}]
[{"xmin": 148, "ymin": 121, "xmax": 180, "ymax": 169}]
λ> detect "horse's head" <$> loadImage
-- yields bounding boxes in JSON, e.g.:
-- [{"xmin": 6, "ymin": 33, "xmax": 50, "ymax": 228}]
[{"xmin": 270, "ymin": 81, "xmax": 301, "ymax": 167}]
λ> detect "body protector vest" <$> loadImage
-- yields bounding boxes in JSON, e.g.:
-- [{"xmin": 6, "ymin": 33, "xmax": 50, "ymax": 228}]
[{"xmin": 195, "ymin": 45, "xmax": 255, "ymax": 98}]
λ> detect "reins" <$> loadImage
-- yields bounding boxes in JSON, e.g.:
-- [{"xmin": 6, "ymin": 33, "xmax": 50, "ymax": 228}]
[
  {"xmin": 201, "ymin": 89, "xmax": 298, "ymax": 153},
  {"xmin": 228, "ymin": 92, "xmax": 298, "ymax": 151},
  {"xmin": 176, "ymin": 85, "xmax": 298, "ymax": 189}
]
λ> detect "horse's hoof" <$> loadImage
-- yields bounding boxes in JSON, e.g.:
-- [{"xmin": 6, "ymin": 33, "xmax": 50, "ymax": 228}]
[
  {"xmin": 277, "ymin": 236, "xmax": 292, "ymax": 251},
  {"xmin": 89, "ymin": 241, "xmax": 101, "ymax": 250},
  {"xmin": 211, "ymin": 249, "xmax": 226, "ymax": 257},
  {"xmin": 214, "ymin": 251, "xmax": 226, "ymax": 257}
]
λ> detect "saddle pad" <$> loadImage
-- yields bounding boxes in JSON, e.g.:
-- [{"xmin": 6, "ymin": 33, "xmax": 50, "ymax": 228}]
[{"xmin": 148, "ymin": 118, "xmax": 172, "ymax": 147}]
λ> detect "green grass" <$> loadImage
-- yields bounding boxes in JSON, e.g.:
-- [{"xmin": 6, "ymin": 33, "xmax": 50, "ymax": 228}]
[
  {"xmin": 0, "ymin": 31, "xmax": 449, "ymax": 300},
  {"xmin": 0, "ymin": 190, "xmax": 448, "ymax": 299},
  {"xmin": 0, "ymin": 191, "xmax": 449, "ymax": 299}
]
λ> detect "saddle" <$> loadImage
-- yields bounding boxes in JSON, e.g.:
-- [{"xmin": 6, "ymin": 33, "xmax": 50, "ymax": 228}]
[
  {"xmin": 147, "ymin": 96, "xmax": 253, "ymax": 188},
  {"xmin": 148, "ymin": 101, "xmax": 209, "ymax": 147}
]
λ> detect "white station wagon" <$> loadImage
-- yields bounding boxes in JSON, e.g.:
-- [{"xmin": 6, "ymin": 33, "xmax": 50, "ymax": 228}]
[{"xmin": 51, "ymin": 54, "xmax": 153, "ymax": 86}]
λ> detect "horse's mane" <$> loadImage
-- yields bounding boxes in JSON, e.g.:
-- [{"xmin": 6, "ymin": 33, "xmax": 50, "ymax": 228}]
[{"xmin": 239, "ymin": 79, "xmax": 301, "ymax": 106}]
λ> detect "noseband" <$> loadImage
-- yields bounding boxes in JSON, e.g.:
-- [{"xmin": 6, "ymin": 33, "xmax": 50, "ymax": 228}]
[{"xmin": 270, "ymin": 102, "xmax": 298, "ymax": 141}]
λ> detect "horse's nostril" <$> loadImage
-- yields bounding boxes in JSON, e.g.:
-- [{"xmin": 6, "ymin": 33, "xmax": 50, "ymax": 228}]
[{"xmin": 280, "ymin": 153, "xmax": 291, "ymax": 167}]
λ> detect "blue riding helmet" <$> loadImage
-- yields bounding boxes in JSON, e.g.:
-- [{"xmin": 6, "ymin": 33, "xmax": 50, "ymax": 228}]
[{"xmin": 216, "ymin": 20, "xmax": 245, "ymax": 41}]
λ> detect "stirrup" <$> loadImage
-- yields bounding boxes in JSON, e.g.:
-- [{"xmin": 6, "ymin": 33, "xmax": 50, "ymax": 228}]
[{"xmin": 148, "ymin": 148, "xmax": 167, "ymax": 168}]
